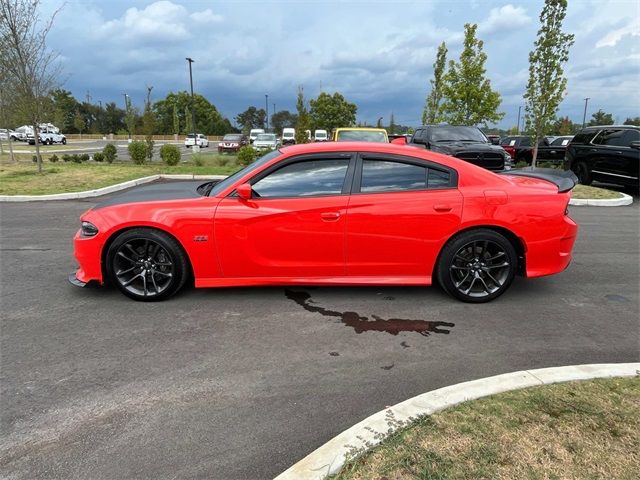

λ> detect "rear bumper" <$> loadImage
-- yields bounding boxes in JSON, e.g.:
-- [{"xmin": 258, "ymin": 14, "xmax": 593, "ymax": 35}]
[{"xmin": 525, "ymin": 215, "xmax": 578, "ymax": 278}]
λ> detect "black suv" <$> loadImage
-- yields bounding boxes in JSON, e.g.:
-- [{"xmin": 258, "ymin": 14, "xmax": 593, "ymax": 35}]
[
  {"xmin": 409, "ymin": 125, "xmax": 512, "ymax": 171},
  {"xmin": 563, "ymin": 125, "xmax": 639, "ymax": 187}
]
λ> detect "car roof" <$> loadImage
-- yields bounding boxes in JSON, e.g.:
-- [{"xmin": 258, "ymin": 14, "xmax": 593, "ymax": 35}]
[
  {"xmin": 581, "ymin": 125, "xmax": 639, "ymax": 130},
  {"xmin": 334, "ymin": 127, "xmax": 387, "ymax": 132}
]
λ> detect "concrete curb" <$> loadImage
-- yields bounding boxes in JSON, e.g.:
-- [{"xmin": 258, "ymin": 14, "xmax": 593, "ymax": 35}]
[
  {"xmin": 0, "ymin": 174, "xmax": 227, "ymax": 202},
  {"xmin": 275, "ymin": 363, "xmax": 640, "ymax": 480},
  {"xmin": 569, "ymin": 191, "xmax": 633, "ymax": 206}
]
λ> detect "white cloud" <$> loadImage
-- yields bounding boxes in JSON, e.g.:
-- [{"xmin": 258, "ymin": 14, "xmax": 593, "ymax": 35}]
[
  {"xmin": 479, "ymin": 4, "xmax": 532, "ymax": 34},
  {"xmin": 190, "ymin": 8, "xmax": 223, "ymax": 23},
  {"xmin": 595, "ymin": 17, "xmax": 640, "ymax": 47}
]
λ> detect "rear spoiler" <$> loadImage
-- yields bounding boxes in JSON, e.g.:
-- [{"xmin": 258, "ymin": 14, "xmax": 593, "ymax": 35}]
[{"xmin": 499, "ymin": 167, "xmax": 578, "ymax": 193}]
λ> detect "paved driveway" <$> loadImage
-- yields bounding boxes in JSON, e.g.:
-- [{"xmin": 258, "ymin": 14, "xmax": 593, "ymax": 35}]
[{"xmin": 1, "ymin": 197, "xmax": 638, "ymax": 479}]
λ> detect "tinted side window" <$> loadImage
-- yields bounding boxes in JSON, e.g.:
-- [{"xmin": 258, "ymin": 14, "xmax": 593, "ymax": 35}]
[
  {"xmin": 551, "ymin": 137, "xmax": 571, "ymax": 146},
  {"xmin": 599, "ymin": 129, "xmax": 639, "ymax": 147},
  {"xmin": 252, "ymin": 159, "xmax": 349, "ymax": 198},
  {"xmin": 572, "ymin": 130, "xmax": 598, "ymax": 144},
  {"xmin": 360, "ymin": 160, "xmax": 451, "ymax": 192},
  {"xmin": 520, "ymin": 137, "xmax": 532, "ymax": 147}
]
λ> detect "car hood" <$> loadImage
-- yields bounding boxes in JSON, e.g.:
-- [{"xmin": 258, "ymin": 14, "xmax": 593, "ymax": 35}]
[{"xmin": 93, "ymin": 181, "xmax": 208, "ymax": 210}]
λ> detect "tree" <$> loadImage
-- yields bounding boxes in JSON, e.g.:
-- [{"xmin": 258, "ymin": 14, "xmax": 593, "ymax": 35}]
[
  {"xmin": 271, "ymin": 110, "xmax": 298, "ymax": 133},
  {"xmin": 184, "ymin": 106, "xmax": 193, "ymax": 135},
  {"xmin": 588, "ymin": 109, "xmax": 614, "ymax": 126},
  {"xmin": 124, "ymin": 95, "xmax": 136, "ymax": 138},
  {"xmin": 308, "ymin": 91, "xmax": 357, "ymax": 133},
  {"xmin": 295, "ymin": 86, "xmax": 311, "ymax": 144},
  {"xmin": 234, "ymin": 106, "xmax": 266, "ymax": 133},
  {"xmin": 623, "ymin": 117, "xmax": 640, "ymax": 126},
  {"xmin": 73, "ymin": 109, "xmax": 85, "ymax": 137},
  {"xmin": 389, "ymin": 112, "xmax": 397, "ymax": 134},
  {"xmin": 423, "ymin": 41, "xmax": 448, "ymax": 125},
  {"xmin": 551, "ymin": 116, "xmax": 576, "ymax": 135},
  {"xmin": 103, "ymin": 102, "xmax": 125, "ymax": 134},
  {"xmin": 142, "ymin": 86, "xmax": 155, "ymax": 161},
  {"xmin": 524, "ymin": 0, "xmax": 575, "ymax": 166},
  {"xmin": 0, "ymin": 0, "xmax": 63, "ymax": 173},
  {"xmin": 441, "ymin": 24, "xmax": 503, "ymax": 127},
  {"xmin": 154, "ymin": 91, "xmax": 229, "ymax": 135},
  {"xmin": 50, "ymin": 89, "xmax": 78, "ymax": 133}
]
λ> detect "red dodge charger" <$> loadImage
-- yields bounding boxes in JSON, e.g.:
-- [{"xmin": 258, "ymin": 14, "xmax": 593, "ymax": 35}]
[{"xmin": 70, "ymin": 142, "xmax": 578, "ymax": 302}]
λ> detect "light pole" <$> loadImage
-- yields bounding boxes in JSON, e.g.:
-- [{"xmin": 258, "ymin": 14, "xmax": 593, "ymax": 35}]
[
  {"xmin": 122, "ymin": 93, "xmax": 130, "ymax": 140},
  {"xmin": 582, "ymin": 97, "xmax": 590, "ymax": 128},
  {"xmin": 186, "ymin": 57, "xmax": 197, "ymax": 136},
  {"xmin": 265, "ymin": 94, "xmax": 269, "ymax": 130},
  {"xmin": 516, "ymin": 106, "xmax": 522, "ymax": 134}
]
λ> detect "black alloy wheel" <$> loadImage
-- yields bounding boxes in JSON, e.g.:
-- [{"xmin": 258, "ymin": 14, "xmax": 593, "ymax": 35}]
[
  {"xmin": 437, "ymin": 229, "xmax": 517, "ymax": 303},
  {"xmin": 106, "ymin": 228, "xmax": 189, "ymax": 301},
  {"xmin": 574, "ymin": 161, "xmax": 592, "ymax": 185}
]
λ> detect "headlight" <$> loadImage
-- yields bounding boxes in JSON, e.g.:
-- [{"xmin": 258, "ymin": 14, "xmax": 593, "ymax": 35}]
[{"xmin": 81, "ymin": 221, "xmax": 99, "ymax": 237}]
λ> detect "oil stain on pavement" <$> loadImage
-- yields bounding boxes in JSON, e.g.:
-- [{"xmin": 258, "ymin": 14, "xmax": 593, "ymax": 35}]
[{"xmin": 284, "ymin": 289, "xmax": 454, "ymax": 337}]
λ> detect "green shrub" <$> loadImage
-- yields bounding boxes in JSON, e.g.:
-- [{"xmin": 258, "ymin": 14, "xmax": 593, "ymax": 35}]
[
  {"xmin": 62, "ymin": 154, "xmax": 72, "ymax": 162},
  {"xmin": 71, "ymin": 154, "xmax": 82, "ymax": 163},
  {"xmin": 93, "ymin": 152, "xmax": 104, "ymax": 162},
  {"xmin": 49, "ymin": 154, "xmax": 59, "ymax": 163},
  {"xmin": 237, "ymin": 146, "xmax": 257, "ymax": 166},
  {"xmin": 216, "ymin": 156, "xmax": 230, "ymax": 166},
  {"xmin": 79, "ymin": 153, "xmax": 90, "ymax": 162},
  {"xmin": 145, "ymin": 138, "xmax": 155, "ymax": 162},
  {"xmin": 159, "ymin": 144, "xmax": 181, "ymax": 166},
  {"xmin": 103, "ymin": 143, "xmax": 117, "ymax": 163},
  {"xmin": 193, "ymin": 154, "xmax": 205, "ymax": 167},
  {"xmin": 128, "ymin": 141, "xmax": 147, "ymax": 165}
]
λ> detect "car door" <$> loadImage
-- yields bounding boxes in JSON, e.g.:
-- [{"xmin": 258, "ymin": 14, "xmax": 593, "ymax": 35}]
[
  {"xmin": 345, "ymin": 154, "xmax": 463, "ymax": 279},
  {"xmin": 214, "ymin": 153, "xmax": 355, "ymax": 278},
  {"xmin": 590, "ymin": 128, "xmax": 639, "ymax": 184}
]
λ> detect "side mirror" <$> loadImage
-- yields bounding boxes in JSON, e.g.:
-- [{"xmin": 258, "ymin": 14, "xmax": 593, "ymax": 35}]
[
  {"xmin": 390, "ymin": 137, "xmax": 407, "ymax": 145},
  {"xmin": 630, "ymin": 141, "xmax": 640, "ymax": 150},
  {"xmin": 490, "ymin": 137, "xmax": 500, "ymax": 145},
  {"xmin": 236, "ymin": 183, "xmax": 252, "ymax": 200}
]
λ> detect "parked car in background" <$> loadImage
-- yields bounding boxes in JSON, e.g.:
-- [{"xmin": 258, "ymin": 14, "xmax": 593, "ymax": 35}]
[
  {"xmin": 563, "ymin": 125, "xmax": 639, "ymax": 187},
  {"xmin": 69, "ymin": 141, "xmax": 578, "ymax": 303},
  {"xmin": 12, "ymin": 125, "xmax": 33, "ymax": 142},
  {"xmin": 252, "ymin": 133, "xmax": 279, "ymax": 151},
  {"xmin": 500, "ymin": 136, "xmax": 534, "ymax": 163},
  {"xmin": 409, "ymin": 125, "xmax": 512, "ymax": 171},
  {"xmin": 218, "ymin": 133, "xmax": 248, "ymax": 153},
  {"xmin": 25, "ymin": 123, "xmax": 67, "ymax": 145},
  {"xmin": 333, "ymin": 127, "xmax": 389, "ymax": 142},
  {"xmin": 282, "ymin": 128, "xmax": 296, "ymax": 145},
  {"xmin": 249, "ymin": 128, "xmax": 265, "ymax": 144},
  {"xmin": 184, "ymin": 134, "xmax": 209, "ymax": 148},
  {"xmin": 314, "ymin": 129, "xmax": 328, "ymax": 142},
  {"xmin": 486, "ymin": 134, "xmax": 501, "ymax": 145},
  {"xmin": 0, "ymin": 128, "xmax": 13, "ymax": 140},
  {"xmin": 536, "ymin": 136, "xmax": 573, "ymax": 164}
]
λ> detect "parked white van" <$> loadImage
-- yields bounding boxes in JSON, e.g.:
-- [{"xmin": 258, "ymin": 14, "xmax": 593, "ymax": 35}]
[
  {"xmin": 249, "ymin": 128, "xmax": 265, "ymax": 144},
  {"xmin": 314, "ymin": 129, "xmax": 328, "ymax": 142},
  {"xmin": 282, "ymin": 128, "xmax": 295, "ymax": 145}
]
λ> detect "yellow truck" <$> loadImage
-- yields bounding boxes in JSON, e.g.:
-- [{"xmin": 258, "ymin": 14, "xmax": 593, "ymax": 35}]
[{"xmin": 332, "ymin": 127, "xmax": 389, "ymax": 143}]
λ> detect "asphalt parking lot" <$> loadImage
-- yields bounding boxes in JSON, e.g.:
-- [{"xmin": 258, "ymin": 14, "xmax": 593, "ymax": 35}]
[{"xmin": 1, "ymin": 196, "xmax": 638, "ymax": 479}]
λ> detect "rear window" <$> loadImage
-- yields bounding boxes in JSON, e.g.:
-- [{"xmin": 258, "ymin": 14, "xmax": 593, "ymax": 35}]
[{"xmin": 337, "ymin": 130, "xmax": 387, "ymax": 142}]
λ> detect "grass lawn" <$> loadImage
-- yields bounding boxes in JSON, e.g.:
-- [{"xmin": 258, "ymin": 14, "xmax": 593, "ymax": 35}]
[
  {"xmin": 572, "ymin": 184, "xmax": 624, "ymax": 200},
  {"xmin": 0, "ymin": 153, "xmax": 241, "ymax": 195},
  {"xmin": 334, "ymin": 376, "xmax": 640, "ymax": 480}
]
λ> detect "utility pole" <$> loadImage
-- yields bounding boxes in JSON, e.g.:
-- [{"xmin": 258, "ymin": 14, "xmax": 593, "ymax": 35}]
[
  {"xmin": 516, "ymin": 106, "xmax": 522, "ymax": 134},
  {"xmin": 122, "ymin": 93, "xmax": 130, "ymax": 140},
  {"xmin": 582, "ymin": 97, "xmax": 590, "ymax": 128},
  {"xmin": 265, "ymin": 94, "xmax": 269, "ymax": 130},
  {"xmin": 186, "ymin": 57, "xmax": 197, "ymax": 136}
]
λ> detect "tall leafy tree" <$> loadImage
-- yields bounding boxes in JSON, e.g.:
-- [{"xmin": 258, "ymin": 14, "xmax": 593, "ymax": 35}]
[
  {"xmin": 588, "ymin": 109, "xmax": 614, "ymax": 126},
  {"xmin": 308, "ymin": 91, "xmax": 357, "ymax": 133},
  {"xmin": 172, "ymin": 103, "xmax": 179, "ymax": 135},
  {"xmin": 295, "ymin": 86, "xmax": 311, "ymax": 144},
  {"xmin": 271, "ymin": 110, "xmax": 298, "ymax": 133},
  {"xmin": 623, "ymin": 116, "xmax": 640, "ymax": 126},
  {"xmin": 423, "ymin": 41, "xmax": 448, "ymax": 125},
  {"xmin": 154, "ymin": 91, "xmax": 229, "ymax": 135},
  {"xmin": 441, "ymin": 24, "xmax": 503, "ymax": 127},
  {"xmin": 234, "ymin": 106, "xmax": 266, "ymax": 133},
  {"xmin": 184, "ymin": 106, "xmax": 193, "ymax": 135},
  {"xmin": 551, "ymin": 116, "xmax": 576, "ymax": 135},
  {"xmin": 389, "ymin": 112, "xmax": 397, "ymax": 134},
  {"xmin": 0, "ymin": 0, "xmax": 63, "ymax": 172},
  {"xmin": 524, "ymin": 0, "xmax": 574, "ymax": 166},
  {"xmin": 103, "ymin": 102, "xmax": 125, "ymax": 134}
]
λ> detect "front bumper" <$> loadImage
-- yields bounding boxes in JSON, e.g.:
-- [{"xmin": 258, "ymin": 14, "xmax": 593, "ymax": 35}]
[{"xmin": 68, "ymin": 272, "xmax": 87, "ymax": 287}]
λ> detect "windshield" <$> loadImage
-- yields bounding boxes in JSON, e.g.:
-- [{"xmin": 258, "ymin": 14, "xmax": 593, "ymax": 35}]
[
  {"xmin": 282, "ymin": 131, "xmax": 294, "ymax": 137},
  {"xmin": 223, "ymin": 134, "xmax": 242, "ymax": 141},
  {"xmin": 315, "ymin": 132, "xmax": 327, "ymax": 138},
  {"xmin": 337, "ymin": 130, "xmax": 387, "ymax": 142},
  {"xmin": 256, "ymin": 134, "xmax": 276, "ymax": 141},
  {"xmin": 208, "ymin": 149, "xmax": 282, "ymax": 196},
  {"xmin": 186, "ymin": 134, "xmax": 196, "ymax": 138},
  {"xmin": 430, "ymin": 126, "xmax": 488, "ymax": 143}
]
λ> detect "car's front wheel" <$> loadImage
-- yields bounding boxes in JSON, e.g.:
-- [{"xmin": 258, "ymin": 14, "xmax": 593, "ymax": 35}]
[
  {"xmin": 106, "ymin": 228, "xmax": 189, "ymax": 301},
  {"xmin": 437, "ymin": 229, "xmax": 517, "ymax": 303}
]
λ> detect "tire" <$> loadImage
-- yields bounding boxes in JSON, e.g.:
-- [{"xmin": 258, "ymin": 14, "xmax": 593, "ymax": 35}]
[
  {"xmin": 106, "ymin": 228, "xmax": 189, "ymax": 301},
  {"xmin": 436, "ymin": 229, "xmax": 517, "ymax": 303},
  {"xmin": 574, "ymin": 161, "xmax": 592, "ymax": 186},
  {"xmin": 62, "ymin": 138, "xmax": 66, "ymax": 145}
]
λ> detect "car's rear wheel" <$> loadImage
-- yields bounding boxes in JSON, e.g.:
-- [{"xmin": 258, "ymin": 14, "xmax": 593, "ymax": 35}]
[
  {"xmin": 574, "ymin": 161, "xmax": 592, "ymax": 185},
  {"xmin": 106, "ymin": 228, "xmax": 189, "ymax": 301},
  {"xmin": 61, "ymin": 138, "xmax": 66, "ymax": 145},
  {"xmin": 437, "ymin": 229, "xmax": 517, "ymax": 303}
]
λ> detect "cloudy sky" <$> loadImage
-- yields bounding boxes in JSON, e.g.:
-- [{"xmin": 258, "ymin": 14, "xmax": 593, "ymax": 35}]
[{"xmin": 41, "ymin": 0, "xmax": 639, "ymax": 129}]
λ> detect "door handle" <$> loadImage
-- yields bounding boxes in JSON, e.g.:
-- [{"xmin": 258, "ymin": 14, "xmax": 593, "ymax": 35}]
[
  {"xmin": 433, "ymin": 204, "xmax": 452, "ymax": 212},
  {"xmin": 320, "ymin": 212, "xmax": 341, "ymax": 221}
]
